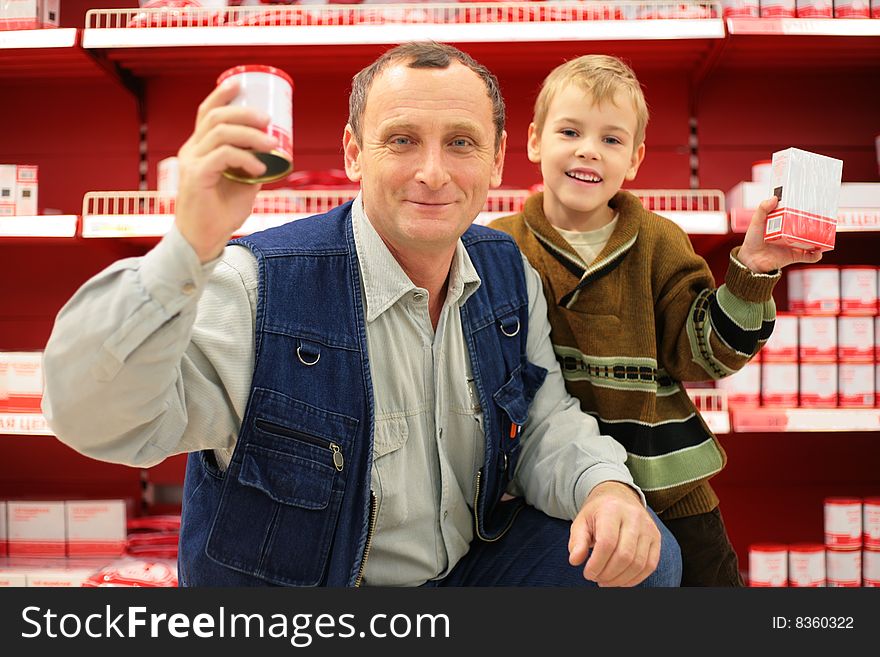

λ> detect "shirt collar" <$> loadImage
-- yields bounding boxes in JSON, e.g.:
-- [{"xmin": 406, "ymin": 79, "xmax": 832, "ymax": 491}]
[{"xmin": 351, "ymin": 194, "xmax": 482, "ymax": 323}]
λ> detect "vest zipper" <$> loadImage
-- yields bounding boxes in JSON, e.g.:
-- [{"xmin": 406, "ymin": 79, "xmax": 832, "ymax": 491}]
[
  {"xmin": 354, "ymin": 492, "xmax": 377, "ymax": 587},
  {"xmin": 472, "ymin": 468, "xmax": 522, "ymax": 543},
  {"xmin": 255, "ymin": 419, "xmax": 344, "ymax": 471}
]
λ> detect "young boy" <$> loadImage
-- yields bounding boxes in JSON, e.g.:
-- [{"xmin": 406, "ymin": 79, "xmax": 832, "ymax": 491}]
[{"xmin": 491, "ymin": 55, "xmax": 822, "ymax": 586}]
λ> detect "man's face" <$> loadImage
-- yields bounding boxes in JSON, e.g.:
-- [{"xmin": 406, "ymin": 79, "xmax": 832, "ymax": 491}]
[{"xmin": 343, "ymin": 61, "xmax": 506, "ymax": 258}]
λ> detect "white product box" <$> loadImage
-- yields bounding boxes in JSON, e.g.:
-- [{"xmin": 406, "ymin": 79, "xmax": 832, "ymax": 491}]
[
  {"xmin": 838, "ymin": 316, "xmax": 874, "ymax": 361},
  {"xmin": 799, "ymin": 316, "xmax": 837, "ymax": 362},
  {"xmin": 788, "ymin": 543, "xmax": 825, "ymax": 587},
  {"xmin": 721, "ymin": 0, "xmax": 759, "ymax": 16},
  {"xmin": 0, "ymin": 0, "xmax": 59, "ymax": 30},
  {"xmin": 839, "ymin": 267, "xmax": 877, "ymax": 315},
  {"xmin": 801, "ymin": 266, "xmax": 840, "ymax": 315},
  {"xmin": 762, "ymin": 313, "xmax": 798, "ymax": 361},
  {"xmin": 3, "ymin": 352, "xmax": 43, "ymax": 413},
  {"xmin": 0, "ymin": 164, "xmax": 15, "ymax": 216},
  {"xmin": 864, "ymin": 549, "xmax": 880, "ymax": 587},
  {"xmin": 7, "ymin": 501, "xmax": 65, "ymax": 558},
  {"xmin": 66, "ymin": 500, "xmax": 127, "ymax": 557},
  {"xmin": 864, "ymin": 498, "xmax": 880, "ymax": 550},
  {"xmin": 761, "ymin": 362, "xmax": 798, "ymax": 406},
  {"xmin": 761, "ymin": 0, "xmax": 796, "ymax": 16},
  {"xmin": 716, "ymin": 360, "xmax": 761, "ymax": 406},
  {"xmin": 787, "ymin": 268, "xmax": 803, "ymax": 313},
  {"xmin": 838, "ymin": 363, "xmax": 875, "ymax": 408},
  {"xmin": 765, "ymin": 148, "xmax": 843, "ymax": 252},
  {"xmin": 16, "ymin": 182, "xmax": 37, "ymax": 216},
  {"xmin": 799, "ymin": 362, "xmax": 837, "ymax": 407},
  {"xmin": 726, "ymin": 181, "xmax": 768, "ymax": 213},
  {"xmin": 826, "ymin": 549, "xmax": 861, "ymax": 587},
  {"xmin": 795, "ymin": 0, "xmax": 833, "ymax": 17},
  {"xmin": 749, "ymin": 544, "xmax": 788, "ymax": 587},
  {"xmin": 0, "ymin": 501, "xmax": 6, "ymax": 558},
  {"xmin": 834, "ymin": 0, "xmax": 870, "ymax": 17},
  {"xmin": 157, "ymin": 156, "xmax": 179, "ymax": 193},
  {"xmin": 825, "ymin": 497, "xmax": 862, "ymax": 549}
]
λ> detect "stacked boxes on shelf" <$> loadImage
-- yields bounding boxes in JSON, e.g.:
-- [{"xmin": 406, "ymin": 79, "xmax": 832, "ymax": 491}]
[{"xmin": 0, "ymin": 165, "xmax": 38, "ymax": 217}]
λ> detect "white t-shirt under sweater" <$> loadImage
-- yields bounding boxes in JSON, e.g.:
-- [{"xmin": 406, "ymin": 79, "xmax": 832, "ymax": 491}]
[{"xmin": 554, "ymin": 214, "xmax": 619, "ymax": 266}]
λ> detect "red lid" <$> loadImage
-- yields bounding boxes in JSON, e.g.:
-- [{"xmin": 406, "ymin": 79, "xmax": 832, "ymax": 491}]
[
  {"xmin": 217, "ymin": 65, "xmax": 294, "ymax": 89},
  {"xmin": 787, "ymin": 543, "xmax": 825, "ymax": 553},
  {"xmin": 825, "ymin": 497, "xmax": 862, "ymax": 505},
  {"xmin": 749, "ymin": 543, "xmax": 788, "ymax": 552}
]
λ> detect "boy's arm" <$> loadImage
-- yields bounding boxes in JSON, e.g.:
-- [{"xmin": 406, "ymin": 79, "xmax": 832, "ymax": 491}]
[{"xmin": 657, "ymin": 198, "xmax": 820, "ymax": 381}]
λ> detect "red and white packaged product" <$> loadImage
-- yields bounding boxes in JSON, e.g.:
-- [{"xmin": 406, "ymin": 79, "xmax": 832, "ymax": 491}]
[
  {"xmin": 761, "ymin": 0, "xmax": 796, "ymax": 15},
  {"xmin": 723, "ymin": 0, "xmax": 758, "ymax": 18},
  {"xmin": 826, "ymin": 549, "xmax": 861, "ymax": 587},
  {"xmin": 801, "ymin": 266, "xmax": 840, "ymax": 315},
  {"xmin": 762, "ymin": 313, "xmax": 798, "ymax": 361},
  {"xmin": 157, "ymin": 156, "xmax": 179, "ymax": 194},
  {"xmin": 876, "ymin": 316, "xmax": 880, "ymax": 361},
  {"xmin": 716, "ymin": 360, "xmax": 761, "ymax": 406},
  {"xmin": 751, "ymin": 159, "xmax": 772, "ymax": 184},
  {"xmin": 0, "ymin": 501, "xmax": 6, "ymax": 557},
  {"xmin": 834, "ymin": 0, "xmax": 870, "ymax": 17},
  {"xmin": 840, "ymin": 267, "xmax": 877, "ymax": 315},
  {"xmin": 3, "ymin": 352, "xmax": 42, "ymax": 412},
  {"xmin": 799, "ymin": 316, "xmax": 837, "ymax": 362},
  {"xmin": 825, "ymin": 497, "xmax": 862, "ymax": 549},
  {"xmin": 0, "ymin": 0, "xmax": 59, "ymax": 30},
  {"xmin": 749, "ymin": 543, "xmax": 788, "ymax": 587},
  {"xmin": 863, "ymin": 497, "xmax": 880, "ymax": 550},
  {"xmin": 787, "ymin": 268, "xmax": 804, "ymax": 313},
  {"xmin": 761, "ymin": 362, "xmax": 798, "ymax": 406},
  {"xmin": 0, "ymin": 165, "xmax": 15, "ymax": 216},
  {"xmin": 66, "ymin": 500, "xmax": 128, "ymax": 557},
  {"xmin": 796, "ymin": 0, "xmax": 833, "ymax": 16},
  {"xmin": 765, "ymin": 148, "xmax": 843, "ymax": 253},
  {"xmin": 838, "ymin": 363, "xmax": 875, "ymax": 407},
  {"xmin": 799, "ymin": 363, "xmax": 837, "ymax": 407},
  {"xmin": 838, "ymin": 316, "xmax": 874, "ymax": 361},
  {"xmin": 82, "ymin": 558, "xmax": 178, "ymax": 587},
  {"xmin": 788, "ymin": 543, "xmax": 826, "ymax": 587},
  {"xmin": 7, "ymin": 501, "xmax": 65, "ymax": 558},
  {"xmin": 864, "ymin": 549, "xmax": 880, "ymax": 587}
]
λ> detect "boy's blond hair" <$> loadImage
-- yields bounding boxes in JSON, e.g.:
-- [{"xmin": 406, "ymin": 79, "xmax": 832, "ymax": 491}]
[{"xmin": 533, "ymin": 55, "xmax": 649, "ymax": 146}]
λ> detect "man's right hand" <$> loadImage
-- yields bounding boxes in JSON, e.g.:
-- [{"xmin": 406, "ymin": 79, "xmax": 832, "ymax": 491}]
[{"xmin": 175, "ymin": 80, "xmax": 278, "ymax": 263}]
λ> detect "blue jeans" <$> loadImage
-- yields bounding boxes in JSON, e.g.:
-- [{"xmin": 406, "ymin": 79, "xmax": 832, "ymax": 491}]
[{"xmin": 427, "ymin": 504, "xmax": 682, "ymax": 587}]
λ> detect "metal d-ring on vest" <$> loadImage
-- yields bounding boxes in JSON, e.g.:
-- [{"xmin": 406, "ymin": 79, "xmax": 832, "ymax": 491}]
[
  {"xmin": 296, "ymin": 345, "xmax": 320, "ymax": 366},
  {"xmin": 500, "ymin": 318, "xmax": 520, "ymax": 337}
]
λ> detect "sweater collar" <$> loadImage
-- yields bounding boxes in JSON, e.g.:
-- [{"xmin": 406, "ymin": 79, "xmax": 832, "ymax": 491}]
[{"xmin": 522, "ymin": 190, "xmax": 642, "ymax": 307}]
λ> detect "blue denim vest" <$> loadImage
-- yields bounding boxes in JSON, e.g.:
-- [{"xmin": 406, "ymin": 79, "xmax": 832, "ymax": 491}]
[{"xmin": 178, "ymin": 201, "xmax": 547, "ymax": 586}]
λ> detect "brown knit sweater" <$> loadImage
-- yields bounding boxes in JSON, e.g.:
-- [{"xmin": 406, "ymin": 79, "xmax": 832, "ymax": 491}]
[{"xmin": 491, "ymin": 191, "xmax": 780, "ymax": 518}]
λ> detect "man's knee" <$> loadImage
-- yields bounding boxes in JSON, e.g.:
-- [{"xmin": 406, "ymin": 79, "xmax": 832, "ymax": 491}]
[{"xmin": 640, "ymin": 507, "xmax": 682, "ymax": 587}]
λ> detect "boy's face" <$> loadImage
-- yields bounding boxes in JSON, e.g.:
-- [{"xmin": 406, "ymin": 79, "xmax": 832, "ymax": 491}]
[{"xmin": 529, "ymin": 84, "xmax": 645, "ymax": 230}]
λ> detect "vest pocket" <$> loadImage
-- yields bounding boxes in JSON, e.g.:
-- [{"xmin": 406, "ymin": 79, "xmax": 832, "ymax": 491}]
[{"xmin": 206, "ymin": 391, "xmax": 356, "ymax": 586}]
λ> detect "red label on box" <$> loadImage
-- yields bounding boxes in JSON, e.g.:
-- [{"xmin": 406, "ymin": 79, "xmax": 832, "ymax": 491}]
[{"xmin": 765, "ymin": 208, "xmax": 837, "ymax": 252}]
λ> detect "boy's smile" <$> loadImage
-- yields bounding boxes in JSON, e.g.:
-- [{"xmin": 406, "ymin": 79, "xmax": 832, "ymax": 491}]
[{"xmin": 529, "ymin": 84, "xmax": 645, "ymax": 232}]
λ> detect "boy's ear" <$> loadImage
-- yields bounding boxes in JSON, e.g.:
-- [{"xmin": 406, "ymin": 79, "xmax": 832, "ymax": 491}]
[
  {"xmin": 342, "ymin": 124, "xmax": 362, "ymax": 182},
  {"xmin": 526, "ymin": 122, "xmax": 541, "ymax": 164},
  {"xmin": 625, "ymin": 142, "xmax": 646, "ymax": 181}
]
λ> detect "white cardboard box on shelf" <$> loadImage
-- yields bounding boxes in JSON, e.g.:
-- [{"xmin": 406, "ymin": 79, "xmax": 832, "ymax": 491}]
[
  {"xmin": 0, "ymin": 0, "xmax": 59, "ymax": 30},
  {"xmin": 65, "ymin": 500, "xmax": 127, "ymax": 557},
  {"xmin": 7, "ymin": 501, "xmax": 65, "ymax": 558},
  {"xmin": 0, "ymin": 165, "xmax": 15, "ymax": 216}
]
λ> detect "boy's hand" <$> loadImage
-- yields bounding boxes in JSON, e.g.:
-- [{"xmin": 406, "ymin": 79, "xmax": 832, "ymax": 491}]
[
  {"xmin": 568, "ymin": 481, "xmax": 661, "ymax": 587},
  {"xmin": 737, "ymin": 196, "xmax": 823, "ymax": 274}
]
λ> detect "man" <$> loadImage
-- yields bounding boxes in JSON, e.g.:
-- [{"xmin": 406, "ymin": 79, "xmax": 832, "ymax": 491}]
[{"xmin": 42, "ymin": 42, "xmax": 681, "ymax": 587}]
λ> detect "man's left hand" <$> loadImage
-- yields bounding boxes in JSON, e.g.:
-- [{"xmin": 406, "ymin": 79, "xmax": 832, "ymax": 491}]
[{"xmin": 568, "ymin": 481, "xmax": 660, "ymax": 587}]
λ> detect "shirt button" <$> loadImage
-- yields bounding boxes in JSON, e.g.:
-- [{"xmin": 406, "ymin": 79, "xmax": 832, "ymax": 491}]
[
  {"xmin": 412, "ymin": 292, "xmax": 425, "ymax": 303},
  {"xmin": 443, "ymin": 510, "xmax": 448, "ymax": 520},
  {"xmin": 182, "ymin": 281, "xmax": 197, "ymax": 295}
]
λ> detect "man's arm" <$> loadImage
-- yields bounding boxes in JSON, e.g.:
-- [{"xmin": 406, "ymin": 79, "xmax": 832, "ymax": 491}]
[{"xmin": 42, "ymin": 234, "xmax": 257, "ymax": 467}]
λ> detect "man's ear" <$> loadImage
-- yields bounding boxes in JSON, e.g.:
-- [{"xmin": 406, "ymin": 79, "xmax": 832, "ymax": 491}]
[
  {"xmin": 526, "ymin": 122, "xmax": 541, "ymax": 164},
  {"xmin": 625, "ymin": 142, "xmax": 646, "ymax": 181},
  {"xmin": 343, "ymin": 124, "xmax": 362, "ymax": 182},
  {"xmin": 490, "ymin": 130, "xmax": 508, "ymax": 189}
]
